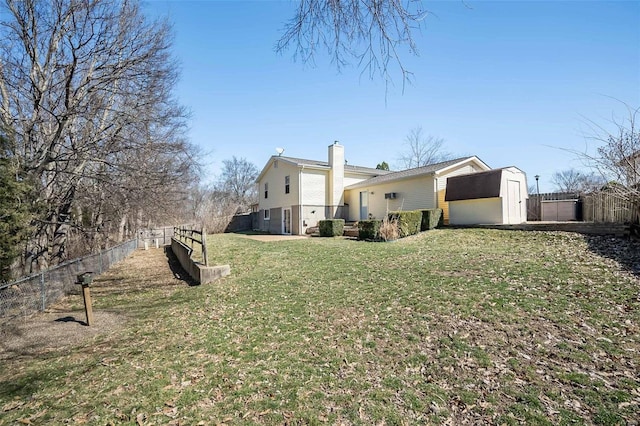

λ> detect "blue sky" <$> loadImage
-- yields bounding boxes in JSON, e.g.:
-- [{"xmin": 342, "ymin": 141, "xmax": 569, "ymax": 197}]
[{"xmin": 144, "ymin": 0, "xmax": 640, "ymax": 193}]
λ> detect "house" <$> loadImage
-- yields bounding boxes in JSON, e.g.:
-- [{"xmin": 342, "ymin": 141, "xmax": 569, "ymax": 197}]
[
  {"xmin": 343, "ymin": 156, "xmax": 491, "ymax": 224},
  {"xmin": 445, "ymin": 167, "xmax": 528, "ymax": 225},
  {"xmin": 255, "ymin": 142, "xmax": 387, "ymax": 235},
  {"xmin": 255, "ymin": 142, "xmax": 492, "ymax": 234}
]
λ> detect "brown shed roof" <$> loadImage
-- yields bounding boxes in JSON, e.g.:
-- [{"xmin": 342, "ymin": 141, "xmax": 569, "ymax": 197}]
[{"xmin": 445, "ymin": 169, "xmax": 503, "ymax": 201}]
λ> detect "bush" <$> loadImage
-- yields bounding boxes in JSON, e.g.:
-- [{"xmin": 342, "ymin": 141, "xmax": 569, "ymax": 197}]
[
  {"xmin": 319, "ymin": 219, "xmax": 344, "ymax": 237},
  {"xmin": 358, "ymin": 220, "xmax": 381, "ymax": 240},
  {"xmin": 420, "ymin": 208, "xmax": 443, "ymax": 231},
  {"xmin": 389, "ymin": 210, "xmax": 421, "ymax": 238}
]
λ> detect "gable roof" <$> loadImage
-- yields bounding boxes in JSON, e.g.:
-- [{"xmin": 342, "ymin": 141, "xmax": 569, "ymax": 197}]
[
  {"xmin": 256, "ymin": 154, "xmax": 389, "ymax": 182},
  {"xmin": 344, "ymin": 156, "xmax": 490, "ymax": 190}
]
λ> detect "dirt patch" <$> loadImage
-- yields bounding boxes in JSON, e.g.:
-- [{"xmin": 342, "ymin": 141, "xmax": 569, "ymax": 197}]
[
  {"xmin": 0, "ymin": 308, "xmax": 125, "ymax": 361},
  {"xmin": 0, "ymin": 248, "xmax": 186, "ymax": 362}
]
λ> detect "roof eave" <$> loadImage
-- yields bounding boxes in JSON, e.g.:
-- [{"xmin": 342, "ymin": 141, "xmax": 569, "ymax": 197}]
[
  {"xmin": 345, "ymin": 170, "xmax": 437, "ymax": 190},
  {"xmin": 256, "ymin": 156, "xmax": 333, "ymax": 182},
  {"xmin": 434, "ymin": 156, "xmax": 491, "ymax": 177}
]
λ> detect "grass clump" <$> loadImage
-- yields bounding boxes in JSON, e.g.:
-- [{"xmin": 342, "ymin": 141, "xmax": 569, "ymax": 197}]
[{"xmin": 379, "ymin": 215, "xmax": 399, "ymax": 241}]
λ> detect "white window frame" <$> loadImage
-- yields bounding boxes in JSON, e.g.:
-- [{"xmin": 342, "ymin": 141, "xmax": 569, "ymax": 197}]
[{"xmin": 264, "ymin": 209, "xmax": 270, "ymax": 220}]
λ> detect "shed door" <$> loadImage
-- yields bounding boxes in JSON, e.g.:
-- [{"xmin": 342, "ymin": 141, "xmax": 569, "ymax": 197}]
[
  {"xmin": 507, "ymin": 180, "xmax": 521, "ymax": 224},
  {"xmin": 359, "ymin": 191, "xmax": 369, "ymax": 220}
]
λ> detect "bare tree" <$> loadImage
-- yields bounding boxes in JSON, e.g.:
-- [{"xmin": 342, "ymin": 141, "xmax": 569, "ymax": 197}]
[
  {"xmin": 276, "ymin": 0, "xmax": 428, "ymax": 87},
  {"xmin": 584, "ymin": 104, "xmax": 640, "ymax": 189},
  {"xmin": 188, "ymin": 181, "xmax": 246, "ymax": 234},
  {"xmin": 0, "ymin": 0, "xmax": 197, "ymax": 271},
  {"xmin": 551, "ymin": 169, "xmax": 605, "ymax": 193},
  {"xmin": 219, "ymin": 156, "xmax": 259, "ymax": 211},
  {"xmin": 186, "ymin": 157, "xmax": 259, "ymax": 234},
  {"xmin": 397, "ymin": 127, "xmax": 452, "ymax": 169},
  {"xmin": 572, "ymin": 102, "xmax": 640, "ymax": 223}
]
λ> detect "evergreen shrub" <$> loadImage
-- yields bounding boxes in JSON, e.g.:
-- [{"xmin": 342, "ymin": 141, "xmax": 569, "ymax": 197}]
[
  {"xmin": 420, "ymin": 208, "xmax": 443, "ymax": 231},
  {"xmin": 319, "ymin": 219, "xmax": 345, "ymax": 237},
  {"xmin": 389, "ymin": 210, "xmax": 421, "ymax": 237},
  {"xmin": 357, "ymin": 220, "xmax": 381, "ymax": 240}
]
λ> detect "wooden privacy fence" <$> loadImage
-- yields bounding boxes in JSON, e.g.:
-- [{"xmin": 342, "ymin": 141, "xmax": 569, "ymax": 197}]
[
  {"xmin": 528, "ymin": 191, "xmax": 639, "ymax": 223},
  {"xmin": 174, "ymin": 226, "xmax": 209, "ymax": 266},
  {"xmin": 527, "ymin": 192, "xmax": 580, "ymax": 221},
  {"xmin": 582, "ymin": 192, "xmax": 639, "ymax": 223}
]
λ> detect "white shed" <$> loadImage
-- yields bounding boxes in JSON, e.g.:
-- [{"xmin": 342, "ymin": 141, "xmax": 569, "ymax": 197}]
[{"xmin": 445, "ymin": 167, "xmax": 528, "ymax": 225}]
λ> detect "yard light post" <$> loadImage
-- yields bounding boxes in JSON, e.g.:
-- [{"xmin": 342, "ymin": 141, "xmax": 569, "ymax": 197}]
[{"xmin": 534, "ymin": 175, "xmax": 540, "ymax": 195}]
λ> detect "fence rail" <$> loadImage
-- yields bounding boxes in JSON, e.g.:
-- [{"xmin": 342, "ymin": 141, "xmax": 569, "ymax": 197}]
[
  {"xmin": 173, "ymin": 226, "xmax": 208, "ymax": 266},
  {"xmin": 0, "ymin": 238, "xmax": 137, "ymax": 319}
]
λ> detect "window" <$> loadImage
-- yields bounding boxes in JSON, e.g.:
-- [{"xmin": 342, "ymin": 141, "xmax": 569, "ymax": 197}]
[
  {"xmin": 264, "ymin": 209, "xmax": 270, "ymax": 220},
  {"xmin": 264, "ymin": 182, "xmax": 268, "ymax": 199},
  {"xmin": 285, "ymin": 175, "xmax": 290, "ymax": 194}
]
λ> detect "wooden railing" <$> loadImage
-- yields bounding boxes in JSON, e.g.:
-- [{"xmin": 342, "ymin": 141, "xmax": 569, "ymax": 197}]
[{"xmin": 173, "ymin": 226, "xmax": 209, "ymax": 266}]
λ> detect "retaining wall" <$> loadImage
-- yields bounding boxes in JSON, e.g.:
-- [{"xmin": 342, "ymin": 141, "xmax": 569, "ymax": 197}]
[{"xmin": 170, "ymin": 238, "xmax": 230, "ymax": 284}]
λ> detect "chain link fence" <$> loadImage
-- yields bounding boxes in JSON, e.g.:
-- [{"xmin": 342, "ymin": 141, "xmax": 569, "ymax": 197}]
[
  {"xmin": 0, "ymin": 238, "xmax": 137, "ymax": 320},
  {"xmin": 137, "ymin": 226, "xmax": 175, "ymax": 249}
]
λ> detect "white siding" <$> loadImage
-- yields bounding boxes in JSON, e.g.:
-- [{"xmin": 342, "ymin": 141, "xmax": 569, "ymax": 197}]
[
  {"xmin": 344, "ymin": 175, "xmax": 436, "ymax": 220},
  {"xmin": 436, "ymin": 164, "xmax": 479, "ymax": 191},
  {"xmin": 449, "ymin": 198, "xmax": 503, "ymax": 225},
  {"xmin": 257, "ymin": 160, "xmax": 299, "ymax": 211},
  {"xmin": 301, "ymin": 169, "xmax": 327, "ymax": 205},
  {"xmin": 344, "ymin": 174, "xmax": 372, "ymax": 188}
]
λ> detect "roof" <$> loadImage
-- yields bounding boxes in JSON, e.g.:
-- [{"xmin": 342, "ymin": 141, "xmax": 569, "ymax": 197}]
[
  {"xmin": 345, "ymin": 156, "xmax": 488, "ymax": 190},
  {"xmin": 445, "ymin": 169, "xmax": 503, "ymax": 201},
  {"xmin": 257, "ymin": 154, "xmax": 389, "ymax": 182},
  {"xmin": 444, "ymin": 166, "xmax": 525, "ymax": 201}
]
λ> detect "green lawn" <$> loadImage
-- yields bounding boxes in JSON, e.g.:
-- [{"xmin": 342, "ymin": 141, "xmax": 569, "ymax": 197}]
[{"xmin": 1, "ymin": 229, "xmax": 639, "ymax": 425}]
